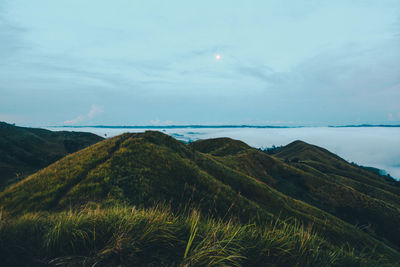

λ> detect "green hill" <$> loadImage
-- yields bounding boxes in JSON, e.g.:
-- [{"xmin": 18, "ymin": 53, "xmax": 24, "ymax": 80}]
[
  {"xmin": 265, "ymin": 141, "xmax": 400, "ymax": 246},
  {"xmin": 204, "ymin": 139, "xmax": 400, "ymax": 248},
  {"xmin": 0, "ymin": 122, "xmax": 104, "ymax": 189},
  {"xmin": 0, "ymin": 131, "xmax": 399, "ymax": 266}
]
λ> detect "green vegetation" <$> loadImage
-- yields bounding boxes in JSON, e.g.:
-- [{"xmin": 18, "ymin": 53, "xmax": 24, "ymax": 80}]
[
  {"xmin": 0, "ymin": 122, "xmax": 103, "ymax": 189},
  {"xmin": 265, "ymin": 140, "xmax": 400, "ymax": 247},
  {"xmin": 0, "ymin": 130, "xmax": 399, "ymax": 266},
  {"xmin": 0, "ymin": 205, "xmax": 390, "ymax": 266}
]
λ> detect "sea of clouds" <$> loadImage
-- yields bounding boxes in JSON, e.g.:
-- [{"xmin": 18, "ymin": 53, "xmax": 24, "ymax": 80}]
[{"xmin": 46, "ymin": 126, "xmax": 400, "ymax": 180}]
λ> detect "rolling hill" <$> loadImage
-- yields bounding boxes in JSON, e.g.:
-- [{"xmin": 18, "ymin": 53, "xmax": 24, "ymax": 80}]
[
  {"xmin": 0, "ymin": 122, "xmax": 104, "ymax": 189},
  {"xmin": 0, "ymin": 130, "xmax": 399, "ymax": 266},
  {"xmin": 196, "ymin": 139, "xmax": 400, "ymax": 248}
]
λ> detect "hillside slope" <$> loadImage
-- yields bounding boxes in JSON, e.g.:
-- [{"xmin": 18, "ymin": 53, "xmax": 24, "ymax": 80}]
[
  {"xmin": 0, "ymin": 122, "xmax": 104, "ymax": 189},
  {"xmin": 1, "ymin": 131, "xmax": 399, "ymax": 263},
  {"xmin": 193, "ymin": 139, "xmax": 400, "ymax": 249}
]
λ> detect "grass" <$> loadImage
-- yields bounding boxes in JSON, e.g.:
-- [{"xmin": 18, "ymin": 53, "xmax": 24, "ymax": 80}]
[
  {"xmin": 0, "ymin": 204, "xmax": 389, "ymax": 267},
  {"xmin": 0, "ymin": 122, "xmax": 103, "ymax": 190},
  {"xmin": 1, "ymin": 131, "xmax": 400, "ymax": 265}
]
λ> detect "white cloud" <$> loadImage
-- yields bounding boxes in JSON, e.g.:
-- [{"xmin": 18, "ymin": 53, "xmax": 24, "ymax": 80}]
[
  {"xmin": 64, "ymin": 104, "xmax": 103, "ymax": 125},
  {"xmin": 87, "ymin": 104, "xmax": 103, "ymax": 118}
]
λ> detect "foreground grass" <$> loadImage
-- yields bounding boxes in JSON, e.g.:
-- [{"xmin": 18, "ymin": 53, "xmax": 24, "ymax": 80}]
[{"xmin": 0, "ymin": 205, "xmax": 389, "ymax": 267}]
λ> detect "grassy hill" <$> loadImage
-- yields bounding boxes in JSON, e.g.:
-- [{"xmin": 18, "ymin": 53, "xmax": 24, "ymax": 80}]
[
  {"xmin": 0, "ymin": 131, "xmax": 399, "ymax": 266},
  {"xmin": 199, "ymin": 139, "xmax": 400, "ymax": 249},
  {"xmin": 0, "ymin": 122, "xmax": 104, "ymax": 189},
  {"xmin": 264, "ymin": 141, "xmax": 400, "ymax": 247}
]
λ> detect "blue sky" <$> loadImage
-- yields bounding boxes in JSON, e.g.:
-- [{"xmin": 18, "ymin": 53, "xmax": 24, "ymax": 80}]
[{"xmin": 0, "ymin": 0, "xmax": 399, "ymax": 126}]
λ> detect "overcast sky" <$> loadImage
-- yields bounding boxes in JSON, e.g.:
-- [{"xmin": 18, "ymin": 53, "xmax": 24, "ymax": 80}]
[{"xmin": 1, "ymin": 0, "xmax": 399, "ymax": 126}]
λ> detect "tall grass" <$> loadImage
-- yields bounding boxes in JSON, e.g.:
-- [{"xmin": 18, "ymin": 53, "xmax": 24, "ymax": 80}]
[
  {"xmin": 0, "ymin": 204, "xmax": 390, "ymax": 266},
  {"xmin": 182, "ymin": 210, "xmax": 244, "ymax": 266}
]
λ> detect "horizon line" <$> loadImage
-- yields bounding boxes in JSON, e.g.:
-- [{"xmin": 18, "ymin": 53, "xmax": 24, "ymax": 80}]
[{"xmin": 46, "ymin": 124, "xmax": 400, "ymax": 129}]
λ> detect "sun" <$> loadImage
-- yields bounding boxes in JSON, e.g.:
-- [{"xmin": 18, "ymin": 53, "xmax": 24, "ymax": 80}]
[{"xmin": 215, "ymin": 54, "xmax": 222, "ymax": 60}]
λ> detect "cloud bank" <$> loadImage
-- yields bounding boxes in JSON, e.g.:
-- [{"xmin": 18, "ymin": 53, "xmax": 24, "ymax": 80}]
[{"xmin": 64, "ymin": 105, "xmax": 103, "ymax": 125}]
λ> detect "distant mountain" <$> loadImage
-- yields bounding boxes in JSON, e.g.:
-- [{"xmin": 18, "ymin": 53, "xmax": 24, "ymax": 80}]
[
  {"xmin": 0, "ymin": 121, "xmax": 104, "ymax": 189},
  {"xmin": 1, "ymin": 131, "xmax": 399, "ymax": 265}
]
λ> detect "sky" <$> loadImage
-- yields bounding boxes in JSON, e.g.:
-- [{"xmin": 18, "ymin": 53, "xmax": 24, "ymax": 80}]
[{"xmin": 0, "ymin": 0, "xmax": 399, "ymax": 126}]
